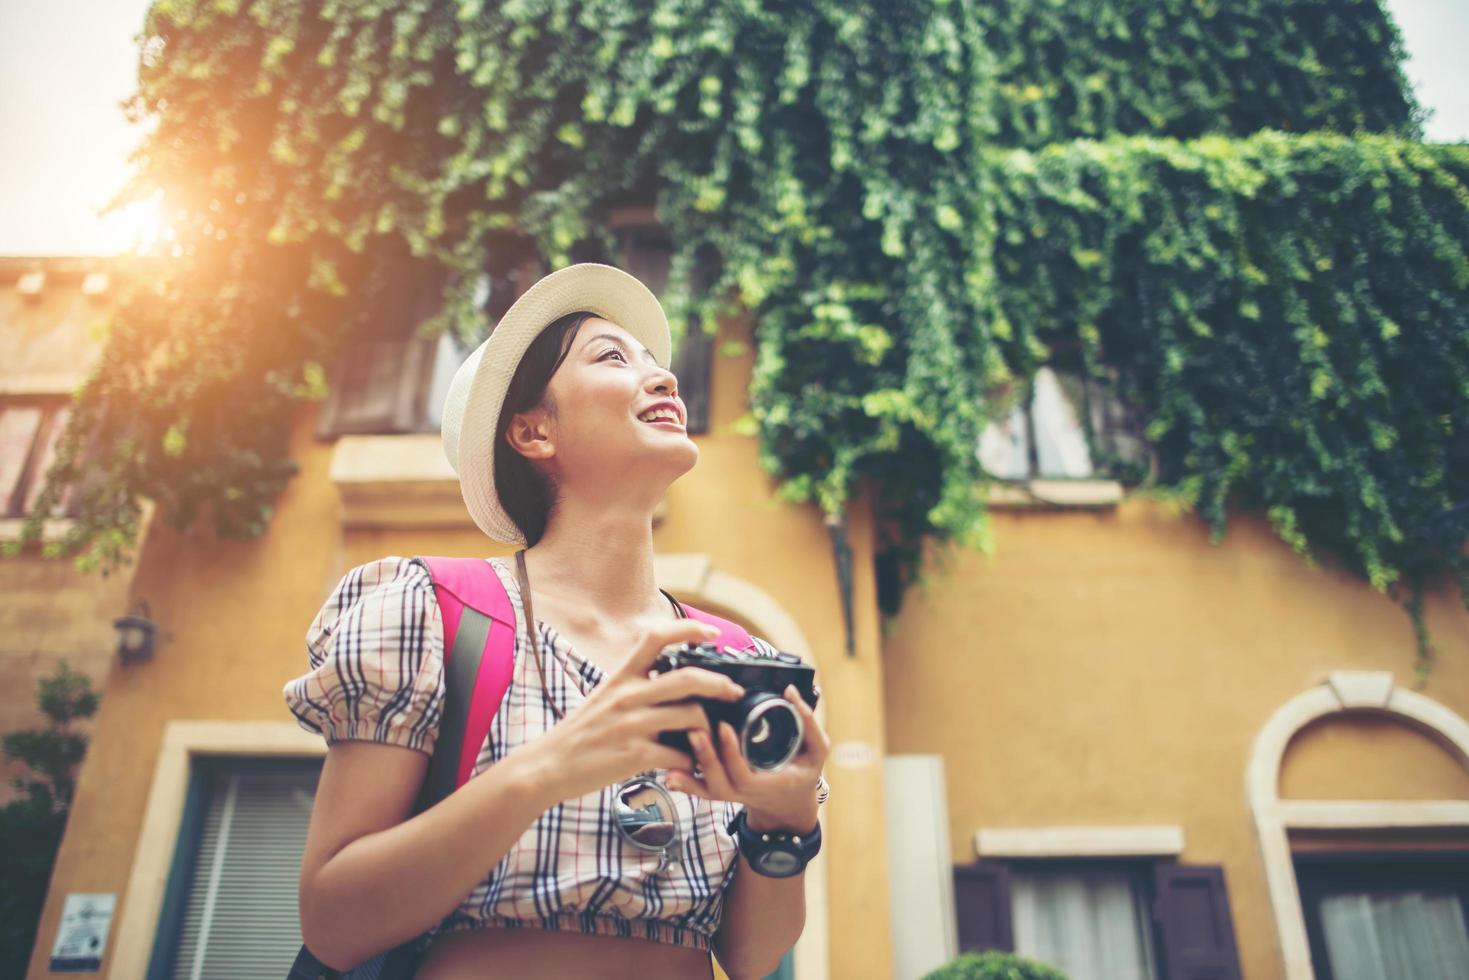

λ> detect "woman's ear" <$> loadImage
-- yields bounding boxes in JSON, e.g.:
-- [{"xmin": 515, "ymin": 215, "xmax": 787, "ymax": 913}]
[{"xmin": 504, "ymin": 406, "xmax": 556, "ymax": 462}]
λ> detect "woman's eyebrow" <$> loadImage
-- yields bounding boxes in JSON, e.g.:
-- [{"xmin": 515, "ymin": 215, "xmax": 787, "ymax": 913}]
[{"xmin": 585, "ymin": 332, "xmax": 655, "ymax": 361}]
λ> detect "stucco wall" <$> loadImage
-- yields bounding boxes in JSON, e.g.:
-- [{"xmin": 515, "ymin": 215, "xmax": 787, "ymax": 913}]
[
  {"xmin": 880, "ymin": 500, "xmax": 1469, "ymax": 980},
  {"xmin": 0, "ymin": 555, "xmax": 130, "ymax": 807},
  {"xmin": 29, "ymin": 313, "xmax": 892, "ymax": 978}
]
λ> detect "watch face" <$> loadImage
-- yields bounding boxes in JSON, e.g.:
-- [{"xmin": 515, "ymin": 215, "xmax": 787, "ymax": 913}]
[{"xmin": 755, "ymin": 849, "xmax": 802, "ymax": 878}]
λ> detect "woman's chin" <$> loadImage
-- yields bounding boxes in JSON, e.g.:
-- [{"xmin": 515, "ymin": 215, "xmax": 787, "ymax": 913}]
[{"xmin": 635, "ymin": 424, "xmax": 698, "ymax": 458}]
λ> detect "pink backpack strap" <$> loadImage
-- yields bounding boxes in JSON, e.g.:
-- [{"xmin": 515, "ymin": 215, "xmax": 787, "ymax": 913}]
[
  {"xmin": 419, "ymin": 557, "xmax": 516, "ymax": 791},
  {"xmin": 677, "ymin": 600, "xmax": 756, "ymax": 653}
]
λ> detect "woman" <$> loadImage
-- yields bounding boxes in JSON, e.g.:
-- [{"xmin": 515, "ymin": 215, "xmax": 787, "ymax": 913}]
[{"xmin": 284, "ymin": 263, "xmax": 829, "ymax": 979}]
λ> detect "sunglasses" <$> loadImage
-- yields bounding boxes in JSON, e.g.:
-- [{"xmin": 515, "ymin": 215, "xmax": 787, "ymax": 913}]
[{"xmin": 612, "ymin": 774, "xmax": 685, "ymax": 873}]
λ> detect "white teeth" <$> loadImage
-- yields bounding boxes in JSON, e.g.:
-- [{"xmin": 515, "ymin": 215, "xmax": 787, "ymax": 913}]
[{"xmin": 638, "ymin": 408, "xmax": 680, "ymax": 424}]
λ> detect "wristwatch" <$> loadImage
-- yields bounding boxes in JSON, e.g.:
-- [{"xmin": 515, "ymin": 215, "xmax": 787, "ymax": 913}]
[{"xmin": 728, "ymin": 808, "xmax": 822, "ymax": 878}]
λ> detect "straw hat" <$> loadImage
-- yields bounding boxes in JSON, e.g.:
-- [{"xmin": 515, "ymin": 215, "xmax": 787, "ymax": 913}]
[{"xmin": 441, "ymin": 263, "xmax": 672, "ymax": 544}]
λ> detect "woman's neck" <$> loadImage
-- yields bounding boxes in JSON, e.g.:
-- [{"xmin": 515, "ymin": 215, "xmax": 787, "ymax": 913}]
[{"xmin": 521, "ymin": 496, "xmax": 662, "ymax": 619}]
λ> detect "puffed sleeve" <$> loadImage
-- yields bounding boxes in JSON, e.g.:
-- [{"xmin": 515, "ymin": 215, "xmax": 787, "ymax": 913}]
[{"xmin": 283, "ymin": 556, "xmax": 445, "ymax": 756}]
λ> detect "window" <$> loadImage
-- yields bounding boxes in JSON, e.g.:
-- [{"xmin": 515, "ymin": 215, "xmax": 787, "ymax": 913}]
[
  {"xmin": 148, "ymin": 757, "xmax": 321, "ymax": 980},
  {"xmin": 978, "ymin": 365, "xmax": 1149, "ymax": 483},
  {"xmin": 317, "ymin": 229, "xmax": 714, "ymax": 439},
  {"xmin": 1296, "ymin": 853, "xmax": 1469, "ymax": 980},
  {"xmin": 955, "ymin": 859, "xmax": 1242, "ymax": 980},
  {"xmin": 1012, "ymin": 864, "xmax": 1160, "ymax": 980},
  {"xmin": 314, "ymin": 246, "xmax": 459, "ymax": 438},
  {"xmin": 1, "ymin": 396, "xmax": 78, "ymax": 519}
]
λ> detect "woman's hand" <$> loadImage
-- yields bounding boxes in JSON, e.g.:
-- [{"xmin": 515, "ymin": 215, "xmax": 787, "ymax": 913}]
[
  {"xmin": 529, "ymin": 619, "xmax": 744, "ymax": 802},
  {"xmin": 666, "ymin": 684, "xmax": 829, "ymax": 833}
]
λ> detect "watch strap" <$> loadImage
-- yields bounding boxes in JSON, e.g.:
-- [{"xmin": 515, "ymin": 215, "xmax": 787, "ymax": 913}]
[{"xmin": 729, "ymin": 808, "xmax": 821, "ymax": 877}]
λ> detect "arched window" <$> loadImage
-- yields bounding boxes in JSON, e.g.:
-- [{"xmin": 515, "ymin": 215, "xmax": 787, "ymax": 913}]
[{"xmin": 1247, "ymin": 672, "xmax": 1469, "ymax": 979}]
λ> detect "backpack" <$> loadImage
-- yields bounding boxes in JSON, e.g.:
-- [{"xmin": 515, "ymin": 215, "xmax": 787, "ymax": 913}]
[{"xmin": 288, "ymin": 555, "xmax": 753, "ymax": 980}]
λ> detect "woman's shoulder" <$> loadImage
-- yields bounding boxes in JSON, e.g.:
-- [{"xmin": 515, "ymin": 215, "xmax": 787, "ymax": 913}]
[
  {"xmin": 307, "ymin": 557, "xmax": 437, "ymax": 640},
  {"xmin": 286, "ymin": 555, "xmax": 446, "ymax": 753}
]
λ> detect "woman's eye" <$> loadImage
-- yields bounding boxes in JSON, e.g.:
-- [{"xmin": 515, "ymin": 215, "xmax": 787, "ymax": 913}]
[{"xmin": 601, "ymin": 349, "xmax": 627, "ymax": 362}]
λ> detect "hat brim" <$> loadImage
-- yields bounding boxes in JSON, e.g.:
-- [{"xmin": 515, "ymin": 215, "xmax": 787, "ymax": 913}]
[{"xmin": 451, "ymin": 263, "xmax": 672, "ymax": 544}]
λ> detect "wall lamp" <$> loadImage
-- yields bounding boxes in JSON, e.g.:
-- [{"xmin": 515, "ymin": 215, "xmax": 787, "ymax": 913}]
[{"xmin": 113, "ymin": 600, "xmax": 158, "ymax": 664}]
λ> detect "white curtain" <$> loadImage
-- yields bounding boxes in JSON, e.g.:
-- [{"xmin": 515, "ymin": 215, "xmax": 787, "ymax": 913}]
[
  {"xmin": 1320, "ymin": 890, "xmax": 1469, "ymax": 980},
  {"xmin": 1030, "ymin": 367, "xmax": 1095, "ymax": 478},
  {"xmin": 1012, "ymin": 870, "xmax": 1158, "ymax": 980}
]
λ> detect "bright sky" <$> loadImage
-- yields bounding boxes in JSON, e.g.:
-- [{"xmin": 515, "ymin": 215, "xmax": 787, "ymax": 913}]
[{"xmin": 0, "ymin": 0, "xmax": 1465, "ymax": 257}]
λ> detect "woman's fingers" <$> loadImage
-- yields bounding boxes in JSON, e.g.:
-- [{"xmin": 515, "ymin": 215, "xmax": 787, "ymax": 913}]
[
  {"xmin": 716, "ymin": 721, "xmax": 758, "ymax": 789},
  {"xmin": 682, "ymin": 728, "xmax": 738, "ymax": 800},
  {"xmin": 785, "ymin": 685, "xmax": 830, "ymax": 758},
  {"xmin": 636, "ymin": 702, "xmax": 711, "ymax": 738},
  {"xmin": 627, "ymin": 666, "xmax": 741, "ymax": 707},
  {"xmin": 646, "ymin": 745, "xmax": 703, "ymax": 773},
  {"xmin": 608, "ymin": 620, "xmax": 722, "ymax": 685},
  {"xmin": 665, "ymin": 768, "xmax": 712, "ymax": 798}
]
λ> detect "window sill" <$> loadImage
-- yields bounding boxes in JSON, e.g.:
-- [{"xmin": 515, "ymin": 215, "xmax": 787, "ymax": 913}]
[
  {"xmin": 986, "ymin": 478, "xmax": 1124, "ymax": 510},
  {"xmin": 329, "ymin": 434, "xmax": 474, "ymax": 529},
  {"xmin": 0, "ymin": 499, "xmax": 156, "ymax": 547},
  {"xmin": 330, "ymin": 433, "xmax": 671, "ymax": 532},
  {"xmin": 976, "ymin": 825, "xmax": 1185, "ymax": 858},
  {"xmin": 0, "ymin": 517, "xmax": 76, "ymax": 542}
]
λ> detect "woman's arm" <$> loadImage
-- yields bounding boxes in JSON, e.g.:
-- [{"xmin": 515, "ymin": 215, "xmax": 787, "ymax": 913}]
[
  {"xmin": 671, "ymin": 700, "xmax": 829, "ymax": 980},
  {"xmin": 299, "ymin": 618, "xmax": 739, "ymax": 970},
  {"xmin": 299, "ymin": 739, "xmax": 561, "ymax": 970},
  {"xmin": 710, "ymin": 801, "xmax": 820, "ymax": 979}
]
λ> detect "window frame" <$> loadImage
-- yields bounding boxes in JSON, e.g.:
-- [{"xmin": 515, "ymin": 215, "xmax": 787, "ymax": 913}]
[
  {"xmin": 981, "ymin": 340, "xmax": 1151, "ymax": 487},
  {"xmin": 315, "ymin": 225, "xmax": 715, "ymax": 440},
  {"xmin": 953, "ymin": 855, "xmax": 1243, "ymax": 980},
  {"xmin": 1, "ymin": 394, "xmax": 80, "ymax": 519},
  {"xmin": 1006, "ymin": 856, "xmax": 1165, "ymax": 979},
  {"xmin": 145, "ymin": 755, "xmax": 324, "ymax": 980},
  {"xmin": 1294, "ymin": 850, "xmax": 1469, "ymax": 980}
]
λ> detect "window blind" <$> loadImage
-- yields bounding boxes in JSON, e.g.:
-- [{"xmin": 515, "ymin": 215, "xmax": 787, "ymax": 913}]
[{"xmin": 170, "ymin": 765, "xmax": 318, "ymax": 980}]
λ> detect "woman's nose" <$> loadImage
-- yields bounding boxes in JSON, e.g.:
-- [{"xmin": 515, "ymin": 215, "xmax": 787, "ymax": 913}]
[{"xmin": 646, "ymin": 365, "xmax": 679, "ymax": 398}]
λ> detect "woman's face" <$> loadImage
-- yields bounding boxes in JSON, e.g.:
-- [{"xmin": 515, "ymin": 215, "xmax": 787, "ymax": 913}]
[{"xmin": 530, "ymin": 316, "xmax": 698, "ymax": 493}]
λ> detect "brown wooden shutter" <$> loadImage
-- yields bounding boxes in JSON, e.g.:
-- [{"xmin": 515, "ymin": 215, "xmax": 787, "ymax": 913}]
[
  {"xmin": 316, "ymin": 249, "xmax": 446, "ymax": 438},
  {"xmin": 1152, "ymin": 863, "xmax": 1243, "ymax": 980},
  {"xmin": 953, "ymin": 861, "xmax": 1014, "ymax": 954},
  {"xmin": 672, "ymin": 326, "xmax": 711, "ymax": 435}
]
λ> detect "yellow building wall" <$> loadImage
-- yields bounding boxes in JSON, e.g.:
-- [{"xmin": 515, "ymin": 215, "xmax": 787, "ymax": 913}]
[
  {"xmin": 882, "ymin": 500, "xmax": 1469, "ymax": 980},
  {"xmin": 2, "ymin": 258, "xmax": 134, "ymax": 807},
  {"xmin": 29, "ymin": 313, "xmax": 892, "ymax": 978},
  {"xmin": 0, "ymin": 553, "xmax": 133, "ymax": 806}
]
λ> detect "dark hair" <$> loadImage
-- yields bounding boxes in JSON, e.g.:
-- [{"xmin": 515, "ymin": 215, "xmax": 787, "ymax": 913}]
[{"xmin": 494, "ymin": 310, "xmax": 600, "ymax": 545}]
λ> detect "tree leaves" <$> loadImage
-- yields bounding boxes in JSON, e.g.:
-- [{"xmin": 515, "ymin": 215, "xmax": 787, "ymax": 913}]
[{"xmin": 10, "ymin": 1, "xmax": 1464, "ymax": 667}]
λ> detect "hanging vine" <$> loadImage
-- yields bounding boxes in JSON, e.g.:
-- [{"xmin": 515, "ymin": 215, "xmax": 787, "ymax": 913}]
[{"xmin": 10, "ymin": 0, "xmax": 1465, "ymax": 668}]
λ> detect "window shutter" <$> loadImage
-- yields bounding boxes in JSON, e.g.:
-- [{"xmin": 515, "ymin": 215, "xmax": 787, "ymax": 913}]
[
  {"xmin": 0, "ymin": 404, "xmax": 44, "ymax": 515},
  {"xmin": 169, "ymin": 766, "xmax": 319, "ymax": 979},
  {"xmin": 1152, "ymin": 863, "xmax": 1243, "ymax": 980},
  {"xmin": 953, "ymin": 861, "xmax": 1014, "ymax": 954},
  {"xmin": 316, "ymin": 249, "xmax": 446, "ymax": 438},
  {"xmin": 673, "ymin": 326, "xmax": 712, "ymax": 435}
]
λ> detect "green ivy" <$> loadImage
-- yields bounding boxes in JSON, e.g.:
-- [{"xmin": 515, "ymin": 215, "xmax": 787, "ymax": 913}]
[{"xmin": 10, "ymin": 0, "xmax": 1465, "ymax": 669}]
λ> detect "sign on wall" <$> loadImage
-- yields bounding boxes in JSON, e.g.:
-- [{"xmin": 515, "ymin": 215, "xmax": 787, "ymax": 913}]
[{"xmin": 48, "ymin": 893, "xmax": 115, "ymax": 973}]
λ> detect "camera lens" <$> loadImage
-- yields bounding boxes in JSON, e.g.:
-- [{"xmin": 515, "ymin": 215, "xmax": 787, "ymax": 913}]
[{"xmin": 738, "ymin": 693, "xmax": 804, "ymax": 772}]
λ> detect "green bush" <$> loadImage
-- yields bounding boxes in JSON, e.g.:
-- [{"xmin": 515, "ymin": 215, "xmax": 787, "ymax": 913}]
[
  {"xmin": 923, "ymin": 950, "xmax": 1070, "ymax": 980},
  {"xmin": 0, "ymin": 663, "xmax": 98, "ymax": 977}
]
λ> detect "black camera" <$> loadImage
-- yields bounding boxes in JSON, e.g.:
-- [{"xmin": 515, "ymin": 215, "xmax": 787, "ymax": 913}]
[{"xmin": 653, "ymin": 643, "xmax": 820, "ymax": 773}]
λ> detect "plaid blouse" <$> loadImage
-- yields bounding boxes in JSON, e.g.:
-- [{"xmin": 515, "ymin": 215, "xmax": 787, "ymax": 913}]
[{"xmin": 283, "ymin": 555, "xmax": 781, "ymax": 952}]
